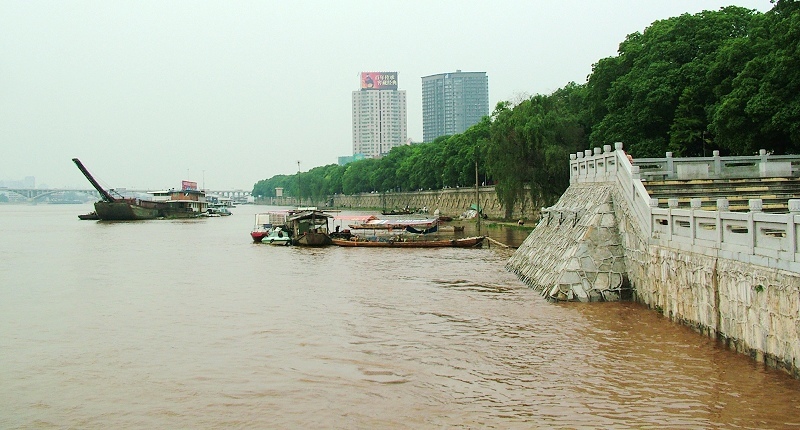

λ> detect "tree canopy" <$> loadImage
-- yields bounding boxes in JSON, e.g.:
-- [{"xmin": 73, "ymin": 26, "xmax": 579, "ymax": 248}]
[{"xmin": 254, "ymin": 1, "xmax": 800, "ymax": 216}]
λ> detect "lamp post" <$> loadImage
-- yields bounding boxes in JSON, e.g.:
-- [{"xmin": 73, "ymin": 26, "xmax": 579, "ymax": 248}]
[
  {"xmin": 296, "ymin": 160, "xmax": 301, "ymax": 207},
  {"xmin": 475, "ymin": 159, "xmax": 481, "ymax": 236}
]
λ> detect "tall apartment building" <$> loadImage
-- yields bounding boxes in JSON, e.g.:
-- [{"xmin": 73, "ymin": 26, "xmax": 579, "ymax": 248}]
[
  {"xmin": 421, "ymin": 70, "xmax": 489, "ymax": 143},
  {"xmin": 352, "ymin": 72, "xmax": 407, "ymax": 158}
]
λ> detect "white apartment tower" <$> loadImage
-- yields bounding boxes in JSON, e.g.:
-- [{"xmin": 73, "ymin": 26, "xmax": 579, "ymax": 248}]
[{"xmin": 352, "ymin": 72, "xmax": 407, "ymax": 158}]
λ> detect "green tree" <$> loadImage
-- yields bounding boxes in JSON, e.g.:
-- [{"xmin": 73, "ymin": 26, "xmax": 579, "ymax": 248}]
[
  {"xmin": 711, "ymin": 1, "xmax": 800, "ymax": 154},
  {"xmin": 342, "ymin": 158, "xmax": 379, "ymax": 194},
  {"xmin": 588, "ymin": 7, "xmax": 760, "ymax": 157}
]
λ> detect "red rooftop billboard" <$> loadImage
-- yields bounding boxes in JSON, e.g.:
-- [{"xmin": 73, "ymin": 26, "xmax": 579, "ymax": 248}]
[{"xmin": 361, "ymin": 72, "xmax": 398, "ymax": 90}]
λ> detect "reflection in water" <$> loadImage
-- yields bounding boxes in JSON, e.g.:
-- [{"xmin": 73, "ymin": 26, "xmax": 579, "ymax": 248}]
[{"xmin": 0, "ymin": 204, "xmax": 798, "ymax": 429}]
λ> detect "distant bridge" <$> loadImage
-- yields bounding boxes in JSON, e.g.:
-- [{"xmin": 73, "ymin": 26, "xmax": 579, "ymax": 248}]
[
  {"xmin": 0, "ymin": 188, "xmax": 101, "ymax": 202},
  {"xmin": 0, "ymin": 188, "xmax": 252, "ymax": 203}
]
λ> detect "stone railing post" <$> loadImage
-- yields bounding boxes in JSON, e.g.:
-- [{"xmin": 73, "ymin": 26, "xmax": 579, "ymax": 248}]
[
  {"xmin": 713, "ymin": 150, "xmax": 721, "ymax": 176},
  {"xmin": 593, "ymin": 147, "xmax": 602, "ymax": 180},
  {"xmin": 717, "ymin": 198, "xmax": 729, "ymax": 245},
  {"xmin": 602, "ymin": 145, "xmax": 612, "ymax": 178},
  {"xmin": 631, "ymin": 165, "xmax": 640, "ymax": 180},
  {"xmin": 748, "ymin": 199, "xmax": 762, "ymax": 253},
  {"xmin": 666, "ymin": 151, "xmax": 674, "ymax": 178},
  {"xmin": 690, "ymin": 198, "xmax": 702, "ymax": 244},
  {"xmin": 666, "ymin": 198, "xmax": 678, "ymax": 240},
  {"xmin": 789, "ymin": 199, "xmax": 800, "ymax": 260},
  {"xmin": 570, "ymin": 153, "xmax": 577, "ymax": 183}
]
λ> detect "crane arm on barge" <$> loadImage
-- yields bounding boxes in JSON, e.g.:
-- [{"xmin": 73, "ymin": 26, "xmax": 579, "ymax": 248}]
[{"xmin": 72, "ymin": 158, "xmax": 117, "ymax": 203}]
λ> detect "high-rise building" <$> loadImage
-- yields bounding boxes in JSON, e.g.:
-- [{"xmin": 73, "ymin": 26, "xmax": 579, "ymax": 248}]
[
  {"xmin": 421, "ymin": 70, "xmax": 489, "ymax": 143},
  {"xmin": 352, "ymin": 72, "xmax": 407, "ymax": 158}
]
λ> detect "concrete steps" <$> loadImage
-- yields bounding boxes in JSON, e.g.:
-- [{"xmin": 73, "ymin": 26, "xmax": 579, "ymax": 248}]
[{"xmin": 643, "ymin": 177, "xmax": 800, "ymax": 213}]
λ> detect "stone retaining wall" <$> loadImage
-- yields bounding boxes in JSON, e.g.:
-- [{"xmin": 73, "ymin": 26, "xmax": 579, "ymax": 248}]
[
  {"xmin": 625, "ymin": 241, "xmax": 800, "ymax": 377},
  {"xmin": 331, "ymin": 186, "xmax": 539, "ymax": 220},
  {"xmin": 509, "ymin": 144, "xmax": 800, "ymax": 377}
]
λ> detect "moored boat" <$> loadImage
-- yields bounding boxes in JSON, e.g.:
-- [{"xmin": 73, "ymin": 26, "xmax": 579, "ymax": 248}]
[
  {"xmin": 262, "ymin": 226, "xmax": 291, "ymax": 246},
  {"xmin": 147, "ymin": 183, "xmax": 208, "ymax": 218},
  {"xmin": 78, "ymin": 211, "xmax": 99, "ymax": 220},
  {"xmin": 204, "ymin": 204, "xmax": 232, "ymax": 216},
  {"xmin": 251, "ymin": 211, "xmax": 289, "ymax": 243},
  {"xmin": 331, "ymin": 236, "xmax": 485, "ymax": 248},
  {"xmin": 287, "ymin": 210, "xmax": 333, "ymax": 246},
  {"xmin": 348, "ymin": 217, "xmax": 439, "ymax": 231},
  {"xmin": 94, "ymin": 199, "xmax": 163, "ymax": 220},
  {"xmin": 72, "ymin": 158, "xmax": 208, "ymax": 220}
]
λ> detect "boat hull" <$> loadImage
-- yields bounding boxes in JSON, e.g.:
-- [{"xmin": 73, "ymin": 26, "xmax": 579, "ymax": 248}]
[
  {"xmin": 251, "ymin": 231, "xmax": 268, "ymax": 243},
  {"xmin": 293, "ymin": 232, "xmax": 332, "ymax": 246},
  {"xmin": 266, "ymin": 237, "xmax": 292, "ymax": 246},
  {"xmin": 94, "ymin": 201, "xmax": 161, "ymax": 220},
  {"xmin": 78, "ymin": 212, "xmax": 99, "ymax": 220},
  {"xmin": 331, "ymin": 236, "xmax": 484, "ymax": 248}
]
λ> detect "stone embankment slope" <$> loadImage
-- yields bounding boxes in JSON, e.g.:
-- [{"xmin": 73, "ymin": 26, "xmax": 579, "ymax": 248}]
[
  {"xmin": 508, "ymin": 145, "xmax": 800, "ymax": 378},
  {"xmin": 507, "ymin": 183, "xmax": 629, "ymax": 301}
]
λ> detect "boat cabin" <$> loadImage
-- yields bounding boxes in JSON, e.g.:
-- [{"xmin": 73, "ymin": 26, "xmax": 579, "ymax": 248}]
[
  {"xmin": 287, "ymin": 210, "xmax": 333, "ymax": 246},
  {"xmin": 148, "ymin": 189, "xmax": 208, "ymax": 215}
]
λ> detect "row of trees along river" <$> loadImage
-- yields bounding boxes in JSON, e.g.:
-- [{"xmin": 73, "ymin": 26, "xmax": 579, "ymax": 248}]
[{"xmin": 253, "ymin": 2, "xmax": 800, "ymax": 219}]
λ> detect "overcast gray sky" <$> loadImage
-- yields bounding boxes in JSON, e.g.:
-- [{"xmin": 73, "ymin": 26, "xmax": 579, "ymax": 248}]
[{"xmin": 1, "ymin": 1, "xmax": 773, "ymax": 191}]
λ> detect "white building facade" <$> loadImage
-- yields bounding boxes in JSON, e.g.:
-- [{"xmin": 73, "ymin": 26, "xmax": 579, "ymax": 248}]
[{"xmin": 352, "ymin": 72, "xmax": 407, "ymax": 158}]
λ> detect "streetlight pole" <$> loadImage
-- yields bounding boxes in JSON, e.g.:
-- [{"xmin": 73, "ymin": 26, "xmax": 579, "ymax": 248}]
[
  {"xmin": 296, "ymin": 160, "xmax": 301, "ymax": 207},
  {"xmin": 475, "ymin": 159, "xmax": 481, "ymax": 236}
]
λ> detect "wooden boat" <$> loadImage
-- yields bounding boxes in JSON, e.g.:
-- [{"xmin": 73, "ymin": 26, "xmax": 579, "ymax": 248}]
[
  {"xmin": 348, "ymin": 217, "xmax": 439, "ymax": 230},
  {"xmin": 287, "ymin": 210, "xmax": 333, "ymax": 246},
  {"xmin": 331, "ymin": 236, "xmax": 485, "ymax": 248},
  {"xmin": 72, "ymin": 158, "xmax": 207, "ymax": 220}
]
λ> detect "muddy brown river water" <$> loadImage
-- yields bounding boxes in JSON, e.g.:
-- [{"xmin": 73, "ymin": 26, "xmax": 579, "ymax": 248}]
[{"xmin": 1, "ymin": 203, "xmax": 798, "ymax": 428}]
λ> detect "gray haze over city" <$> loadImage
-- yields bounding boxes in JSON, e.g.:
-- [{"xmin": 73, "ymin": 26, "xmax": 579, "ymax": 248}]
[{"xmin": 1, "ymin": 0, "xmax": 772, "ymax": 191}]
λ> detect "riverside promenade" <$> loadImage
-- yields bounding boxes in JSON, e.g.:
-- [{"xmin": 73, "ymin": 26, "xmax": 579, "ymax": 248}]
[{"xmin": 507, "ymin": 143, "xmax": 800, "ymax": 377}]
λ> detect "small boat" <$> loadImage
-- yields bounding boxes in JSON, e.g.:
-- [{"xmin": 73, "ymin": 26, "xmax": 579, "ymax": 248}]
[
  {"xmin": 204, "ymin": 204, "xmax": 232, "ymax": 216},
  {"xmin": 78, "ymin": 211, "xmax": 99, "ymax": 220},
  {"xmin": 287, "ymin": 210, "xmax": 333, "ymax": 246},
  {"xmin": 332, "ymin": 235, "xmax": 485, "ymax": 248},
  {"xmin": 262, "ymin": 226, "xmax": 291, "ymax": 246},
  {"xmin": 251, "ymin": 211, "xmax": 289, "ymax": 243},
  {"xmin": 348, "ymin": 217, "xmax": 439, "ymax": 231}
]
